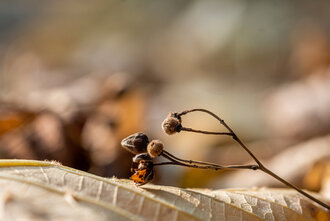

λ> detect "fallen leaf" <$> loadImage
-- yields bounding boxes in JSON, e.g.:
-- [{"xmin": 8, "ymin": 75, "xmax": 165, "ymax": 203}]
[{"xmin": 0, "ymin": 160, "xmax": 328, "ymax": 220}]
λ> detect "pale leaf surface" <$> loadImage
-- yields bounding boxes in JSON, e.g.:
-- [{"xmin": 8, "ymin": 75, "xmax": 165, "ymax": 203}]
[{"xmin": 0, "ymin": 160, "xmax": 328, "ymax": 221}]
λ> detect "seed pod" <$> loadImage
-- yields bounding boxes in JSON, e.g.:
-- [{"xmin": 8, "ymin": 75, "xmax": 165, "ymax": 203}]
[
  {"xmin": 130, "ymin": 153, "xmax": 154, "ymax": 185},
  {"xmin": 132, "ymin": 153, "xmax": 153, "ymax": 163},
  {"xmin": 147, "ymin": 140, "xmax": 164, "ymax": 158},
  {"xmin": 121, "ymin": 132, "xmax": 149, "ymax": 154},
  {"xmin": 130, "ymin": 166, "xmax": 154, "ymax": 186},
  {"xmin": 161, "ymin": 113, "xmax": 182, "ymax": 135}
]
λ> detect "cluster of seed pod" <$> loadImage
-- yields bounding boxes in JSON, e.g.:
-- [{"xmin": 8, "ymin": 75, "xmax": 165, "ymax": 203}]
[
  {"xmin": 121, "ymin": 112, "xmax": 187, "ymax": 185},
  {"xmin": 121, "ymin": 132, "xmax": 164, "ymax": 185}
]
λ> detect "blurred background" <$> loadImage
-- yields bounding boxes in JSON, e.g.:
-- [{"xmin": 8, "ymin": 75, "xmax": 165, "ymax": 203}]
[{"xmin": 0, "ymin": 0, "xmax": 330, "ymax": 198}]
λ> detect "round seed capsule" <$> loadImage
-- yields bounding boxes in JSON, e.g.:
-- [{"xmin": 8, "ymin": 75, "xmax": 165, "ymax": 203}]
[
  {"xmin": 162, "ymin": 113, "xmax": 182, "ymax": 135},
  {"xmin": 147, "ymin": 140, "xmax": 164, "ymax": 158}
]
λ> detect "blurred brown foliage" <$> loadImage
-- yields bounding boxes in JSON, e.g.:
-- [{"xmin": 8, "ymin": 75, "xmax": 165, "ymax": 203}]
[{"xmin": 0, "ymin": 75, "xmax": 145, "ymax": 178}]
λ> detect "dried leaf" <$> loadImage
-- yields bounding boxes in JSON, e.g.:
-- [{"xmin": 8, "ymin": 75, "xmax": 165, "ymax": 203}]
[
  {"xmin": 304, "ymin": 159, "xmax": 330, "ymax": 192},
  {"xmin": 0, "ymin": 160, "xmax": 328, "ymax": 221},
  {"xmin": 0, "ymin": 106, "xmax": 35, "ymax": 136}
]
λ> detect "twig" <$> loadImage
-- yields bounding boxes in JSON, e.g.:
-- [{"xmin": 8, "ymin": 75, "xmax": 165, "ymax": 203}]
[
  {"xmin": 175, "ymin": 108, "xmax": 330, "ymax": 210},
  {"xmin": 177, "ymin": 108, "xmax": 262, "ymax": 165},
  {"xmin": 155, "ymin": 153, "xmax": 258, "ymax": 171},
  {"xmin": 161, "ymin": 150, "xmax": 258, "ymax": 170}
]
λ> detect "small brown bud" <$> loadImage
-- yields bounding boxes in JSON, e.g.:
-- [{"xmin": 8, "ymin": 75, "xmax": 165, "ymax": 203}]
[
  {"xmin": 147, "ymin": 140, "xmax": 164, "ymax": 158},
  {"xmin": 162, "ymin": 112, "xmax": 182, "ymax": 135}
]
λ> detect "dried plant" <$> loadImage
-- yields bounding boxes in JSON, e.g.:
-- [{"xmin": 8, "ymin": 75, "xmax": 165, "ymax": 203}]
[{"xmin": 121, "ymin": 108, "xmax": 330, "ymax": 210}]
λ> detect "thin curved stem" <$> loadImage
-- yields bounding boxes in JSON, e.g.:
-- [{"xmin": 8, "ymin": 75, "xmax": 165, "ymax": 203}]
[
  {"xmin": 162, "ymin": 150, "xmax": 258, "ymax": 170},
  {"xmin": 159, "ymin": 151, "xmax": 259, "ymax": 171},
  {"xmin": 178, "ymin": 108, "xmax": 262, "ymax": 166},
  {"xmin": 176, "ymin": 108, "xmax": 330, "ymax": 210},
  {"xmin": 180, "ymin": 127, "xmax": 233, "ymax": 136},
  {"xmin": 162, "ymin": 150, "xmax": 225, "ymax": 167}
]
